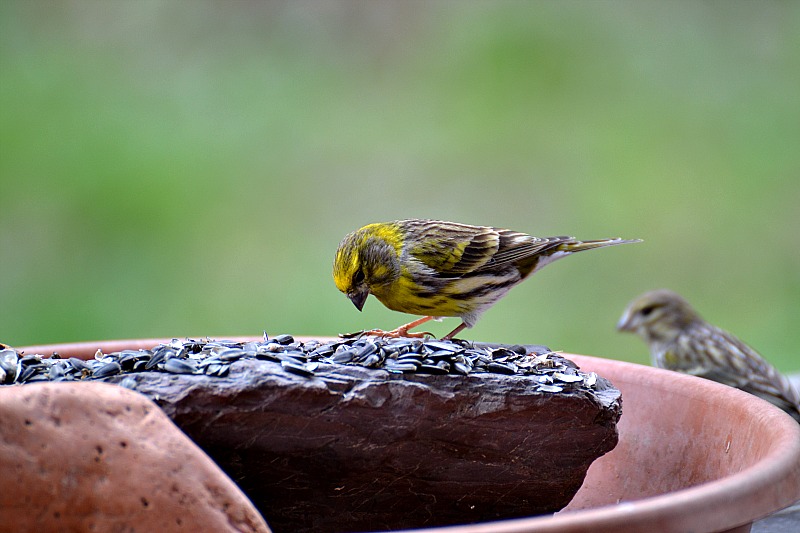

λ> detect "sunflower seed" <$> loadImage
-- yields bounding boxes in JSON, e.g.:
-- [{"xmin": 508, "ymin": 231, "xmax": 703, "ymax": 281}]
[
  {"xmin": 487, "ymin": 362, "xmax": 517, "ymax": 375},
  {"xmin": 435, "ymin": 360, "xmax": 451, "ymax": 372},
  {"xmin": 118, "ymin": 351, "xmax": 143, "ymax": 370},
  {"xmin": 145, "ymin": 350, "xmax": 167, "ymax": 370},
  {"xmin": 242, "ymin": 341, "xmax": 260, "ymax": 354},
  {"xmin": 48, "ymin": 363, "xmax": 66, "ymax": 381},
  {"xmin": 426, "ymin": 350, "xmax": 456, "ymax": 361},
  {"xmin": 417, "ymin": 364, "xmax": 449, "ymax": 375},
  {"xmin": 93, "ymin": 362, "xmax": 122, "ymax": 379},
  {"xmin": 355, "ymin": 341, "xmax": 378, "ymax": 359},
  {"xmin": 164, "ymin": 358, "xmax": 196, "ymax": 374},
  {"xmin": 386, "ymin": 364, "xmax": 419, "ymax": 373},
  {"xmin": 361, "ymin": 353, "xmax": 382, "ymax": 367},
  {"xmin": 255, "ymin": 352, "xmax": 281, "ymax": 362},
  {"xmin": 273, "ymin": 334, "xmax": 294, "ymax": 345},
  {"xmin": 278, "ymin": 352, "xmax": 307, "ymax": 365},
  {"xmin": 281, "ymin": 360, "xmax": 314, "ymax": 377},
  {"xmin": 0, "ymin": 349, "xmax": 19, "ymax": 382},
  {"xmin": 17, "ymin": 365, "xmax": 39, "ymax": 383},
  {"xmin": 395, "ymin": 357, "xmax": 422, "ymax": 367},
  {"xmin": 332, "ymin": 349, "xmax": 357, "ymax": 364},
  {"xmin": 424, "ymin": 341, "xmax": 461, "ymax": 353},
  {"xmin": 490, "ymin": 348, "xmax": 517, "ymax": 361},
  {"xmin": 303, "ymin": 340, "xmax": 320, "ymax": 351},
  {"xmin": 453, "ymin": 361, "xmax": 472, "ymax": 375},
  {"xmin": 219, "ymin": 348, "xmax": 247, "ymax": 361},
  {"xmin": 309, "ymin": 345, "xmax": 335, "ymax": 358},
  {"xmin": 0, "ymin": 336, "xmax": 597, "ymax": 392},
  {"xmin": 197, "ymin": 355, "xmax": 222, "ymax": 368}
]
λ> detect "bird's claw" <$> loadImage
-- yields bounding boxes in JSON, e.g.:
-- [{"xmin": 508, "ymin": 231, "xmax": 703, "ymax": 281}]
[
  {"xmin": 338, "ymin": 329, "xmax": 435, "ymax": 339},
  {"xmin": 361, "ymin": 328, "xmax": 435, "ymax": 339},
  {"xmin": 338, "ymin": 330, "xmax": 367, "ymax": 339}
]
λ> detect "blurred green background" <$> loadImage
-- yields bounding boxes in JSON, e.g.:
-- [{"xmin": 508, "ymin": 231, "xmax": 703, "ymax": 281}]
[{"xmin": 1, "ymin": 1, "xmax": 798, "ymax": 372}]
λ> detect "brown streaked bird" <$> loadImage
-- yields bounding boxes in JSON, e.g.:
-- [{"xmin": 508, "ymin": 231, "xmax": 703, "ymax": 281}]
[
  {"xmin": 618, "ymin": 289, "xmax": 800, "ymax": 422},
  {"xmin": 333, "ymin": 219, "xmax": 641, "ymax": 339}
]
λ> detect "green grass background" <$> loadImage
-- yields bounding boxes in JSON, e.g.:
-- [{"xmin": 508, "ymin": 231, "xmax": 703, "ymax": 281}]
[{"xmin": 2, "ymin": 1, "xmax": 798, "ymax": 372}]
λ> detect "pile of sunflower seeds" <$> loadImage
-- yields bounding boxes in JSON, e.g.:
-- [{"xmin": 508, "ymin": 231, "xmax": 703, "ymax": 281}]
[{"xmin": 0, "ymin": 335, "xmax": 598, "ymax": 393}]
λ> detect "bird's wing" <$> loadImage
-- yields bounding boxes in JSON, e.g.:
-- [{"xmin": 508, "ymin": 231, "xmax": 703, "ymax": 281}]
[
  {"xmin": 405, "ymin": 221, "xmax": 566, "ymax": 276},
  {"xmin": 406, "ymin": 222, "xmax": 501, "ymax": 276},
  {"xmin": 679, "ymin": 325, "xmax": 800, "ymax": 411},
  {"xmin": 692, "ymin": 363, "xmax": 800, "ymax": 417},
  {"xmin": 485, "ymin": 232, "xmax": 569, "ymax": 269}
]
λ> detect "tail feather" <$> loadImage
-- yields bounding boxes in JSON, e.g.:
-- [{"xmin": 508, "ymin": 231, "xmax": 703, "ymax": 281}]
[
  {"xmin": 527, "ymin": 237, "xmax": 641, "ymax": 275},
  {"xmin": 563, "ymin": 237, "xmax": 643, "ymax": 253},
  {"xmin": 517, "ymin": 237, "xmax": 642, "ymax": 278}
]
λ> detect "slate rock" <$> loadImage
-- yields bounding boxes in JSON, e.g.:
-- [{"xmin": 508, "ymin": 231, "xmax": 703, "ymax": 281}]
[{"xmin": 117, "ymin": 346, "xmax": 621, "ymax": 533}]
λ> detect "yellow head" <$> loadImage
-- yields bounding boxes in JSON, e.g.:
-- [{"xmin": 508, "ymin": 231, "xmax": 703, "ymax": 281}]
[{"xmin": 333, "ymin": 223, "xmax": 403, "ymax": 312}]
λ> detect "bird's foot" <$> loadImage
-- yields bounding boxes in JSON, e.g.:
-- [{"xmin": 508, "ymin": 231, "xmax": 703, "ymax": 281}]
[
  {"xmin": 340, "ymin": 316, "xmax": 437, "ymax": 339},
  {"xmin": 361, "ymin": 327, "xmax": 433, "ymax": 339},
  {"xmin": 338, "ymin": 328, "xmax": 433, "ymax": 339},
  {"xmin": 442, "ymin": 322, "xmax": 467, "ymax": 340}
]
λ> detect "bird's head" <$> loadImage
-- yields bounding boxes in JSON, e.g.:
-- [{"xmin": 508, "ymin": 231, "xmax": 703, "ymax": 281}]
[
  {"xmin": 617, "ymin": 289, "xmax": 700, "ymax": 343},
  {"xmin": 333, "ymin": 223, "xmax": 402, "ymax": 312}
]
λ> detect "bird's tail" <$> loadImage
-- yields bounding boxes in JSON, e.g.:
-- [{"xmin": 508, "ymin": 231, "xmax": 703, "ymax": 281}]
[
  {"xmin": 561, "ymin": 237, "xmax": 643, "ymax": 253},
  {"xmin": 528, "ymin": 237, "xmax": 641, "ymax": 274}
]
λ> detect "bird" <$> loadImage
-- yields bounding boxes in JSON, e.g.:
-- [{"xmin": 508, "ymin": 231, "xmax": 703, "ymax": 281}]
[
  {"xmin": 333, "ymin": 219, "xmax": 641, "ymax": 340},
  {"xmin": 617, "ymin": 289, "xmax": 800, "ymax": 423}
]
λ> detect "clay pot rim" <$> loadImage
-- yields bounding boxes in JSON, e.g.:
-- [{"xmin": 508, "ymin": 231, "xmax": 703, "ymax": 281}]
[
  {"xmin": 17, "ymin": 338, "xmax": 800, "ymax": 533},
  {"xmin": 524, "ymin": 354, "xmax": 799, "ymax": 533}
]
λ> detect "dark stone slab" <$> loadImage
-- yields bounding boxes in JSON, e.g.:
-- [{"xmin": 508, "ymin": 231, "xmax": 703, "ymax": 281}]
[{"xmin": 111, "ymin": 343, "xmax": 621, "ymax": 533}]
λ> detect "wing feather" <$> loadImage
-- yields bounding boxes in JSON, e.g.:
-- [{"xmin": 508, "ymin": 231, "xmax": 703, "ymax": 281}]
[
  {"xmin": 401, "ymin": 220, "xmax": 572, "ymax": 278},
  {"xmin": 404, "ymin": 221, "xmax": 500, "ymax": 276}
]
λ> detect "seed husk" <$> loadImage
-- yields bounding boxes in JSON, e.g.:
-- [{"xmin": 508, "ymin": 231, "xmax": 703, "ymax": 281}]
[
  {"xmin": 537, "ymin": 384, "xmax": 564, "ymax": 393},
  {"xmin": 0, "ymin": 335, "xmax": 598, "ymax": 395},
  {"xmin": 553, "ymin": 372, "xmax": 584, "ymax": 383}
]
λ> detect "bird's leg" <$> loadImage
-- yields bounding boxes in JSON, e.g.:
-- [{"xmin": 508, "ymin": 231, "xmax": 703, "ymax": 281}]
[
  {"xmin": 362, "ymin": 316, "xmax": 435, "ymax": 338},
  {"xmin": 442, "ymin": 322, "xmax": 467, "ymax": 340}
]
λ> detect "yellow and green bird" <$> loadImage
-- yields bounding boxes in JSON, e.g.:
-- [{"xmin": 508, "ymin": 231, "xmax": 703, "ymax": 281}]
[{"xmin": 334, "ymin": 219, "xmax": 640, "ymax": 339}]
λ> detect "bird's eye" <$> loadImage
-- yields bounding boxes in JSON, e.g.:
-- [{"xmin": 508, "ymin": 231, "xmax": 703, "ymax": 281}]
[
  {"xmin": 640, "ymin": 304, "xmax": 656, "ymax": 317},
  {"xmin": 352, "ymin": 269, "xmax": 365, "ymax": 286}
]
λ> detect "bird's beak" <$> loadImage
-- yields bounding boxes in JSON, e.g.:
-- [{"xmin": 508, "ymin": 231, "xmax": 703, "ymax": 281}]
[
  {"xmin": 348, "ymin": 288, "xmax": 369, "ymax": 312},
  {"xmin": 616, "ymin": 312, "xmax": 634, "ymax": 332}
]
